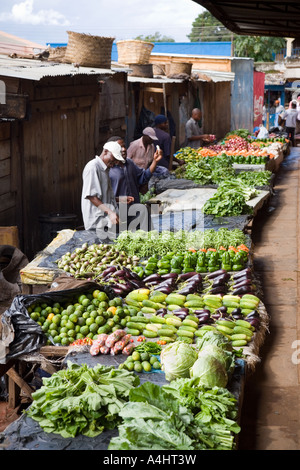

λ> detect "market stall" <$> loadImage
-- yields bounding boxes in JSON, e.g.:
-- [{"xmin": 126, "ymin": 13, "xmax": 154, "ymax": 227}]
[{"xmin": 0, "ymin": 128, "xmax": 290, "ymax": 451}]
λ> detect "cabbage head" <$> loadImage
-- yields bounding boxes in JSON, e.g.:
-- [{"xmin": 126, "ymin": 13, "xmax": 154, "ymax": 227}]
[
  {"xmin": 160, "ymin": 341, "xmax": 198, "ymax": 382},
  {"xmin": 198, "ymin": 344, "xmax": 235, "ymax": 377},
  {"xmin": 190, "ymin": 349, "xmax": 228, "ymax": 388}
]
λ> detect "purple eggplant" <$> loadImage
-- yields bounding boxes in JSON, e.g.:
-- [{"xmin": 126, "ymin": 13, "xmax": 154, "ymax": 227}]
[
  {"xmin": 247, "ymin": 318, "xmax": 260, "ymax": 329},
  {"xmin": 153, "ymin": 286, "xmax": 172, "ymax": 294},
  {"xmin": 208, "ymin": 286, "xmax": 228, "ymax": 295},
  {"xmin": 246, "ymin": 310, "xmax": 260, "ymax": 319},
  {"xmin": 161, "ymin": 272, "xmax": 178, "ymax": 280},
  {"xmin": 101, "ymin": 266, "xmax": 117, "ymax": 277},
  {"xmin": 231, "ymin": 307, "xmax": 242, "ymax": 315},
  {"xmin": 232, "ymin": 286, "xmax": 253, "ymax": 296},
  {"xmin": 232, "ymin": 268, "xmax": 251, "ymax": 280},
  {"xmin": 143, "ymin": 273, "xmax": 161, "ymax": 283},
  {"xmin": 111, "ymin": 287, "xmax": 126, "ymax": 295},
  {"xmin": 212, "ymin": 273, "xmax": 231, "ymax": 284},
  {"xmin": 216, "ymin": 306, "xmax": 227, "ymax": 314},
  {"xmin": 172, "ymin": 307, "xmax": 189, "ymax": 315},
  {"xmin": 178, "ymin": 272, "xmax": 198, "ymax": 281},
  {"xmin": 206, "ymin": 269, "xmax": 227, "ymax": 279},
  {"xmin": 232, "ymin": 278, "xmax": 252, "ymax": 289},
  {"xmin": 196, "ymin": 312, "xmax": 210, "ymax": 322},
  {"xmin": 156, "ymin": 308, "xmax": 168, "ymax": 316},
  {"xmin": 193, "ymin": 309, "xmax": 211, "ymax": 315}
]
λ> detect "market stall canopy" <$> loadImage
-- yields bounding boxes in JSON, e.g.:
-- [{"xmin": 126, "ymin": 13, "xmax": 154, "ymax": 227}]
[{"xmin": 193, "ymin": 1, "xmax": 300, "ymax": 38}]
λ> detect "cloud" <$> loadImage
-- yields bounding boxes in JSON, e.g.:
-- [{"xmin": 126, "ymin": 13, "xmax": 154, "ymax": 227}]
[{"xmin": 0, "ymin": 0, "xmax": 70, "ymax": 26}]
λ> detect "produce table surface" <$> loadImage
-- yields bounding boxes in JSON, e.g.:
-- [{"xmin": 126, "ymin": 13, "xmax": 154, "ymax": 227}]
[{"xmin": 0, "ymin": 350, "xmax": 246, "ymax": 451}]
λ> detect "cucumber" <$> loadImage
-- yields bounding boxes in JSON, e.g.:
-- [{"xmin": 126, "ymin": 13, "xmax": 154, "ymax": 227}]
[
  {"xmin": 178, "ymin": 325, "xmax": 197, "ymax": 333},
  {"xmin": 167, "ymin": 304, "xmax": 185, "ymax": 311},
  {"xmin": 233, "ymin": 325, "xmax": 253, "ymax": 337},
  {"xmin": 216, "ymin": 324, "xmax": 235, "ymax": 335},
  {"xmin": 126, "ymin": 328, "xmax": 141, "ymax": 336},
  {"xmin": 186, "ymin": 315, "xmax": 199, "ymax": 323},
  {"xmin": 126, "ymin": 321, "xmax": 145, "ymax": 331},
  {"xmin": 146, "ymin": 323, "xmax": 162, "ymax": 332},
  {"xmin": 161, "ymin": 324, "xmax": 178, "ymax": 333},
  {"xmin": 230, "ymin": 333, "xmax": 248, "ymax": 341},
  {"xmin": 141, "ymin": 307, "xmax": 157, "ymax": 314},
  {"xmin": 177, "ymin": 328, "xmax": 194, "ymax": 338},
  {"xmin": 142, "ymin": 299, "xmax": 160, "ymax": 309},
  {"xmin": 130, "ymin": 316, "xmax": 150, "ymax": 323},
  {"xmin": 96, "ymin": 324, "xmax": 111, "ymax": 334},
  {"xmin": 184, "ymin": 300, "xmax": 204, "ymax": 308},
  {"xmin": 235, "ymin": 319, "xmax": 252, "ymax": 329},
  {"xmin": 182, "ymin": 318, "xmax": 198, "ymax": 328},
  {"xmin": 232, "ymin": 339, "xmax": 248, "ymax": 347},
  {"xmin": 166, "ymin": 317, "xmax": 182, "ymax": 327},
  {"xmin": 142, "ymin": 329, "xmax": 158, "ymax": 338},
  {"xmin": 216, "ymin": 319, "xmax": 235, "ymax": 329},
  {"xmin": 157, "ymin": 328, "xmax": 176, "ymax": 338},
  {"xmin": 150, "ymin": 315, "xmax": 166, "ymax": 324}
]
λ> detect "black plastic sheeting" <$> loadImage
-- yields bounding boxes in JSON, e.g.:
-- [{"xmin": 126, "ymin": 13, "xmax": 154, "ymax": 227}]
[
  {"xmin": 1, "ymin": 283, "xmax": 116, "ymax": 363},
  {"xmin": 0, "ymin": 350, "xmax": 245, "ymax": 451}
]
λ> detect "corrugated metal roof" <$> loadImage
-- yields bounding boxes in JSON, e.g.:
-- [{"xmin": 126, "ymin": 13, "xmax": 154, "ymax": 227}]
[{"xmin": 0, "ymin": 54, "xmax": 117, "ymax": 81}]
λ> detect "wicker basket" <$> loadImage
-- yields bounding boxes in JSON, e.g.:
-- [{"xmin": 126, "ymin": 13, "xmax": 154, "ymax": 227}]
[
  {"xmin": 166, "ymin": 62, "xmax": 192, "ymax": 77},
  {"xmin": 128, "ymin": 64, "xmax": 153, "ymax": 78},
  {"xmin": 64, "ymin": 31, "xmax": 115, "ymax": 68},
  {"xmin": 48, "ymin": 46, "xmax": 67, "ymax": 63},
  {"xmin": 116, "ymin": 39, "xmax": 154, "ymax": 65}
]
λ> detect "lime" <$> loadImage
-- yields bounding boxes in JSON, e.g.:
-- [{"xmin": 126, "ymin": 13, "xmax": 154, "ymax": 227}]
[
  {"xmin": 78, "ymin": 294, "xmax": 87, "ymax": 304},
  {"xmin": 89, "ymin": 310, "xmax": 98, "ymax": 319},
  {"xmin": 52, "ymin": 307, "xmax": 60, "ymax": 315},
  {"xmin": 149, "ymin": 355, "xmax": 157, "ymax": 365},
  {"xmin": 60, "ymin": 319, "xmax": 67, "ymax": 328},
  {"xmin": 30, "ymin": 312, "xmax": 40, "ymax": 321},
  {"xmin": 60, "ymin": 332, "xmax": 67, "ymax": 339},
  {"xmin": 77, "ymin": 317, "xmax": 86, "ymax": 326},
  {"xmin": 61, "ymin": 337, "xmax": 70, "ymax": 346},
  {"xmin": 97, "ymin": 291, "xmax": 108, "ymax": 302},
  {"xmin": 69, "ymin": 313, "xmax": 78, "ymax": 323},
  {"xmin": 53, "ymin": 302, "xmax": 61, "ymax": 310},
  {"xmin": 125, "ymin": 355, "xmax": 134, "ymax": 362},
  {"xmin": 53, "ymin": 335, "xmax": 61, "ymax": 344},
  {"xmin": 76, "ymin": 333, "xmax": 84, "ymax": 340},
  {"xmin": 67, "ymin": 305, "xmax": 75, "ymax": 315},
  {"xmin": 132, "ymin": 351, "xmax": 140, "ymax": 361},
  {"xmin": 67, "ymin": 329, "xmax": 76, "ymax": 338},
  {"xmin": 49, "ymin": 329, "xmax": 58, "ymax": 338},
  {"xmin": 81, "ymin": 298, "xmax": 90, "ymax": 308},
  {"xmin": 142, "ymin": 361, "xmax": 152, "ymax": 372},
  {"xmin": 80, "ymin": 325, "xmax": 89, "ymax": 336},
  {"xmin": 85, "ymin": 317, "xmax": 94, "ymax": 327},
  {"xmin": 87, "ymin": 332, "xmax": 93, "ymax": 339},
  {"xmin": 153, "ymin": 361, "xmax": 161, "ymax": 369},
  {"xmin": 86, "ymin": 293, "xmax": 93, "ymax": 301},
  {"xmin": 92, "ymin": 289, "xmax": 100, "ymax": 299},
  {"xmin": 92, "ymin": 298, "xmax": 100, "ymax": 307},
  {"xmin": 52, "ymin": 315, "xmax": 61, "ymax": 325},
  {"xmin": 82, "ymin": 312, "xmax": 90, "ymax": 319},
  {"xmin": 66, "ymin": 320, "xmax": 75, "ymax": 330},
  {"xmin": 75, "ymin": 325, "xmax": 80, "ymax": 333},
  {"xmin": 41, "ymin": 303, "xmax": 48, "ymax": 309},
  {"xmin": 41, "ymin": 323, "xmax": 49, "ymax": 332},
  {"xmin": 89, "ymin": 322, "xmax": 98, "ymax": 334},
  {"xmin": 49, "ymin": 322, "xmax": 58, "ymax": 331},
  {"xmin": 45, "ymin": 306, "xmax": 52, "ymax": 313},
  {"xmin": 134, "ymin": 362, "xmax": 142, "ymax": 373},
  {"xmin": 126, "ymin": 362, "xmax": 134, "ymax": 371},
  {"xmin": 34, "ymin": 306, "xmax": 42, "ymax": 313},
  {"xmin": 140, "ymin": 352, "xmax": 150, "ymax": 362},
  {"xmin": 99, "ymin": 301, "xmax": 108, "ymax": 309}
]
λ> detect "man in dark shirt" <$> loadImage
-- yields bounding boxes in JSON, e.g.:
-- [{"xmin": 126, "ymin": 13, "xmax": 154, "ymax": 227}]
[
  {"xmin": 108, "ymin": 136, "xmax": 162, "ymax": 204},
  {"xmin": 154, "ymin": 114, "xmax": 185, "ymax": 169}
]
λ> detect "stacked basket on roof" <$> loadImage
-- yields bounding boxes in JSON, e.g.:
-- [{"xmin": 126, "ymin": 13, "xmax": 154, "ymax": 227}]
[
  {"xmin": 48, "ymin": 31, "xmax": 115, "ymax": 69},
  {"xmin": 116, "ymin": 39, "xmax": 154, "ymax": 77}
]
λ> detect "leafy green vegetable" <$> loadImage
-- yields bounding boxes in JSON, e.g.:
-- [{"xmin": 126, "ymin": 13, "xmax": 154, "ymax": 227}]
[
  {"xmin": 26, "ymin": 362, "xmax": 140, "ymax": 438},
  {"xmin": 160, "ymin": 341, "xmax": 198, "ymax": 381},
  {"xmin": 203, "ymin": 180, "xmax": 258, "ymax": 217},
  {"xmin": 115, "ymin": 228, "xmax": 248, "ymax": 257},
  {"xmin": 190, "ymin": 351, "xmax": 228, "ymax": 388},
  {"xmin": 109, "ymin": 379, "xmax": 240, "ymax": 450}
]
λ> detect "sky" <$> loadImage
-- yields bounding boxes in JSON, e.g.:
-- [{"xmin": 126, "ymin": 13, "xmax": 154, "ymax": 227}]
[{"xmin": 0, "ymin": 0, "xmax": 205, "ymax": 46}]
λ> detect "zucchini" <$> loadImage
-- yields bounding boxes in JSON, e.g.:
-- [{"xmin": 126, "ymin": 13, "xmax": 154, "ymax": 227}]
[
  {"xmin": 235, "ymin": 319, "xmax": 252, "ymax": 329},
  {"xmin": 230, "ymin": 333, "xmax": 248, "ymax": 341},
  {"xmin": 232, "ymin": 325, "xmax": 253, "ymax": 337},
  {"xmin": 126, "ymin": 321, "xmax": 145, "ymax": 331},
  {"xmin": 142, "ymin": 329, "xmax": 158, "ymax": 338},
  {"xmin": 178, "ymin": 325, "xmax": 197, "ymax": 333},
  {"xmin": 184, "ymin": 300, "xmax": 204, "ymax": 308},
  {"xmin": 146, "ymin": 323, "xmax": 162, "ymax": 332},
  {"xmin": 166, "ymin": 317, "xmax": 182, "ymax": 328},
  {"xmin": 216, "ymin": 324, "xmax": 235, "ymax": 335},
  {"xmin": 182, "ymin": 318, "xmax": 198, "ymax": 328},
  {"xmin": 130, "ymin": 316, "xmax": 150, "ymax": 323},
  {"xmin": 126, "ymin": 328, "xmax": 141, "ymax": 336},
  {"xmin": 161, "ymin": 324, "xmax": 178, "ymax": 333},
  {"xmin": 150, "ymin": 315, "xmax": 166, "ymax": 324},
  {"xmin": 141, "ymin": 306, "xmax": 157, "ymax": 314},
  {"xmin": 157, "ymin": 328, "xmax": 176, "ymax": 338},
  {"xmin": 232, "ymin": 339, "xmax": 248, "ymax": 347},
  {"xmin": 177, "ymin": 328, "xmax": 194, "ymax": 338}
]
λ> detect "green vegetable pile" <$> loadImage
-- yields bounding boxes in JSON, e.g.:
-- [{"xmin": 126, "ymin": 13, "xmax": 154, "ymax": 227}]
[
  {"xmin": 235, "ymin": 170, "xmax": 272, "ymax": 187},
  {"xmin": 108, "ymin": 379, "xmax": 240, "ymax": 450},
  {"xmin": 115, "ymin": 228, "xmax": 248, "ymax": 257},
  {"xmin": 203, "ymin": 180, "xmax": 258, "ymax": 217},
  {"xmin": 26, "ymin": 361, "xmax": 140, "ymax": 438},
  {"xmin": 175, "ymin": 156, "xmax": 235, "ymax": 185}
]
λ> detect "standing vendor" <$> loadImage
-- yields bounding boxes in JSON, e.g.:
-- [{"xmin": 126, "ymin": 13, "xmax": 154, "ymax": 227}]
[
  {"xmin": 108, "ymin": 136, "xmax": 162, "ymax": 204},
  {"xmin": 185, "ymin": 108, "xmax": 211, "ymax": 149},
  {"xmin": 81, "ymin": 141, "xmax": 125, "ymax": 238}
]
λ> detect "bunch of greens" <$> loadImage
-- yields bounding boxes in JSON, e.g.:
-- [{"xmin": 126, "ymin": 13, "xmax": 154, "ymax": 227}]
[
  {"xmin": 139, "ymin": 187, "xmax": 155, "ymax": 204},
  {"xmin": 108, "ymin": 380, "xmax": 240, "ymax": 450},
  {"xmin": 26, "ymin": 362, "xmax": 140, "ymax": 438},
  {"xmin": 115, "ymin": 229, "xmax": 248, "ymax": 257},
  {"xmin": 175, "ymin": 155, "xmax": 235, "ymax": 185},
  {"xmin": 224, "ymin": 129, "xmax": 250, "ymax": 139},
  {"xmin": 203, "ymin": 180, "xmax": 258, "ymax": 217},
  {"xmin": 235, "ymin": 170, "xmax": 272, "ymax": 187}
]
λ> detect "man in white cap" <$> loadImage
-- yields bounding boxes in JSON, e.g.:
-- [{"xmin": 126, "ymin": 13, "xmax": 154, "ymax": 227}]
[
  {"xmin": 127, "ymin": 126, "xmax": 163, "ymax": 170},
  {"xmin": 81, "ymin": 141, "xmax": 126, "ymax": 237}
]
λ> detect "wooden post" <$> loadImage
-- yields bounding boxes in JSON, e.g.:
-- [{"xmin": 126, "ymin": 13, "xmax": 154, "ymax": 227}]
[{"xmin": 169, "ymin": 136, "xmax": 176, "ymax": 171}]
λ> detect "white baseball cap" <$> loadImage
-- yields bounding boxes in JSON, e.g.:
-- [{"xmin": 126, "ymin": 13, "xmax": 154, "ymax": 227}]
[
  {"xmin": 103, "ymin": 141, "xmax": 125, "ymax": 162},
  {"xmin": 142, "ymin": 127, "xmax": 158, "ymax": 140}
]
